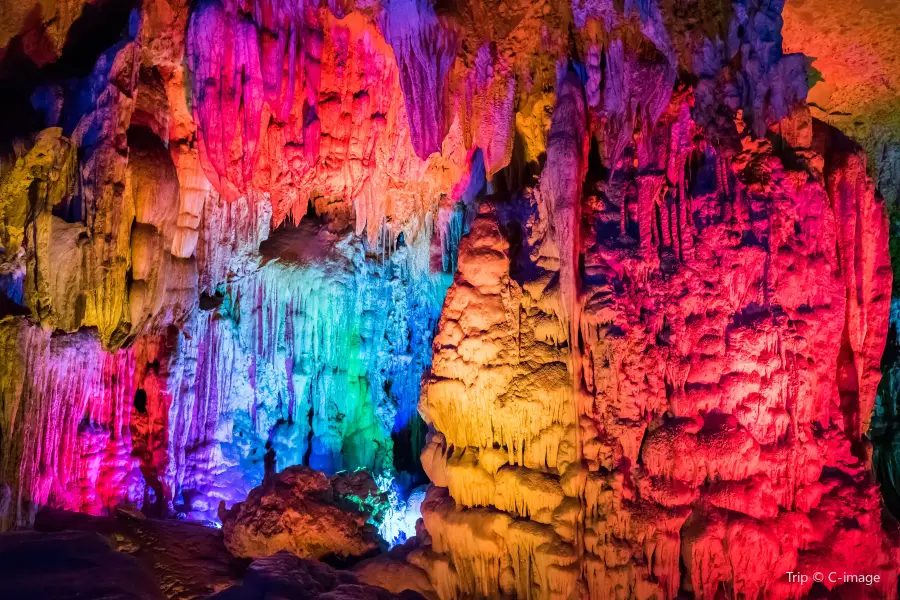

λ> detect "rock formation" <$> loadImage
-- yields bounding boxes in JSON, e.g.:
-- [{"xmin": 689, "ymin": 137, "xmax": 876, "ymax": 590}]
[
  {"xmin": 413, "ymin": 1, "xmax": 900, "ymax": 599},
  {"xmin": 3, "ymin": 506, "xmax": 428, "ymax": 600},
  {"xmin": 0, "ymin": 0, "xmax": 898, "ymax": 599},
  {"xmin": 206, "ymin": 551, "xmax": 426, "ymax": 600},
  {"xmin": 0, "ymin": 0, "xmax": 465, "ymax": 532},
  {"xmin": 417, "ymin": 120, "xmax": 899, "ymax": 599},
  {"xmin": 782, "ymin": 0, "xmax": 900, "ymax": 526},
  {"xmin": 220, "ymin": 465, "xmax": 385, "ymax": 560},
  {"xmin": 35, "ymin": 507, "xmax": 244, "ymax": 599},
  {"xmin": 0, "ymin": 529, "xmax": 165, "ymax": 600}
]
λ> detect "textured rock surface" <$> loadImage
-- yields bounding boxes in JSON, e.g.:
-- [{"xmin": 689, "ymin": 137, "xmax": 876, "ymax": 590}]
[
  {"xmin": 220, "ymin": 465, "xmax": 385, "ymax": 560},
  {"xmin": 206, "ymin": 551, "xmax": 425, "ymax": 600},
  {"xmin": 184, "ymin": 0, "xmax": 466, "ymax": 235},
  {"xmin": 875, "ymin": 305, "xmax": 900, "ymax": 517},
  {"xmin": 4, "ymin": 508, "xmax": 427, "ymax": 600},
  {"xmin": 0, "ymin": 0, "xmax": 100, "ymax": 67},
  {"xmin": 0, "ymin": 0, "xmax": 466, "ymax": 532},
  {"xmin": 782, "ymin": 0, "xmax": 900, "ymax": 532},
  {"xmin": 418, "ymin": 128, "xmax": 899, "ymax": 599},
  {"xmin": 35, "ymin": 507, "xmax": 243, "ymax": 600},
  {"xmin": 353, "ymin": 540, "xmax": 438, "ymax": 600},
  {"xmin": 0, "ymin": 321, "xmax": 151, "ymax": 529},
  {"xmin": 783, "ymin": 0, "xmax": 900, "ymax": 160},
  {"xmin": 0, "ymin": 529, "xmax": 164, "ymax": 600},
  {"xmin": 412, "ymin": 1, "xmax": 900, "ymax": 599},
  {"xmin": 0, "ymin": 212, "xmax": 446, "ymax": 529}
]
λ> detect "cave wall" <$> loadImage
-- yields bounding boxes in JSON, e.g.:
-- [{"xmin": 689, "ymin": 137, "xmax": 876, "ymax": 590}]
[
  {"xmin": 0, "ymin": 0, "xmax": 898, "ymax": 597},
  {"xmin": 417, "ymin": 112, "xmax": 898, "ymax": 600},
  {"xmin": 412, "ymin": 1, "xmax": 900, "ymax": 599},
  {"xmin": 0, "ymin": 0, "xmax": 473, "ymax": 533},
  {"xmin": 781, "ymin": 0, "xmax": 900, "ymax": 523}
]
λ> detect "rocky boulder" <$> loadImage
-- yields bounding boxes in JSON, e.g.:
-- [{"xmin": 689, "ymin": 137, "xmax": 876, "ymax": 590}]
[{"xmin": 220, "ymin": 466, "xmax": 386, "ymax": 560}]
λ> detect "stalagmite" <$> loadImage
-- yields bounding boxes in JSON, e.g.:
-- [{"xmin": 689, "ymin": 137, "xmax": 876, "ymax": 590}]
[{"xmin": 540, "ymin": 72, "xmax": 588, "ymax": 341}]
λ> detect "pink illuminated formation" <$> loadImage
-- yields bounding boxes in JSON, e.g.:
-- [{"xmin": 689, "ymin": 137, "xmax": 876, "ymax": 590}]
[
  {"xmin": 0, "ymin": 0, "xmax": 898, "ymax": 599},
  {"xmin": 186, "ymin": 0, "xmax": 464, "ymax": 235}
]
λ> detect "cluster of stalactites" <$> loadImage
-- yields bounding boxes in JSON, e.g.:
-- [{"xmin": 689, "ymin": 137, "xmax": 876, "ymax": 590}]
[
  {"xmin": 186, "ymin": 0, "xmax": 463, "ymax": 245},
  {"xmin": 0, "ymin": 217, "xmax": 450, "ymax": 528},
  {"xmin": 379, "ymin": 0, "xmax": 459, "ymax": 158},
  {"xmin": 183, "ymin": 0, "xmax": 812, "ymax": 265},
  {"xmin": 0, "ymin": 15, "xmax": 208, "ymax": 350},
  {"xmin": 160, "ymin": 221, "xmax": 450, "ymax": 521},
  {"xmin": 0, "ymin": 321, "xmax": 172, "ymax": 530},
  {"xmin": 187, "ymin": 0, "xmax": 314, "ymax": 199},
  {"xmin": 572, "ymin": 0, "xmax": 808, "ymax": 167}
]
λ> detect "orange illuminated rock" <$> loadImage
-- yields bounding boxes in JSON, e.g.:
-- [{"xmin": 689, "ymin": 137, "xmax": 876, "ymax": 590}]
[{"xmin": 220, "ymin": 466, "xmax": 385, "ymax": 560}]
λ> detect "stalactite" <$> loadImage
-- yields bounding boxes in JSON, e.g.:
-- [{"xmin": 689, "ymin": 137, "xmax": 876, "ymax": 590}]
[
  {"xmin": 379, "ymin": 0, "xmax": 458, "ymax": 159},
  {"xmin": 539, "ymin": 72, "xmax": 588, "ymax": 341},
  {"xmin": 0, "ymin": 320, "xmax": 148, "ymax": 529},
  {"xmin": 158, "ymin": 218, "xmax": 449, "ymax": 521},
  {"xmin": 186, "ymin": 0, "xmax": 466, "ymax": 245}
]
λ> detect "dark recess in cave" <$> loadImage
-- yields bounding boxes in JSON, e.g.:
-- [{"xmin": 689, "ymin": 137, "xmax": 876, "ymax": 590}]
[
  {"xmin": 134, "ymin": 388, "xmax": 148, "ymax": 415},
  {"xmin": 391, "ymin": 415, "xmax": 427, "ymax": 486},
  {"xmin": 0, "ymin": 0, "xmax": 140, "ymax": 144}
]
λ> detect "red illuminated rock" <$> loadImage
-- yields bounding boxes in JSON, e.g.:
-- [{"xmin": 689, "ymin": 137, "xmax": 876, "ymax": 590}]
[
  {"xmin": 419, "ymin": 113, "xmax": 899, "ymax": 597},
  {"xmin": 184, "ymin": 0, "xmax": 467, "ymax": 239},
  {"xmin": 415, "ymin": 3, "xmax": 899, "ymax": 599}
]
